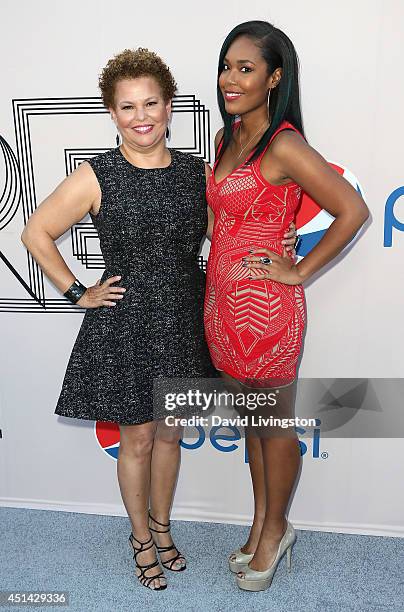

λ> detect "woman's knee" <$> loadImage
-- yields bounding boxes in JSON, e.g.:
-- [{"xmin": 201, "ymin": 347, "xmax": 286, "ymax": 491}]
[
  {"xmin": 119, "ymin": 423, "xmax": 156, "ymax": 458},
  {"xmin": 155, "ymin": 421, "xmax": 183, "ymax": 445}
]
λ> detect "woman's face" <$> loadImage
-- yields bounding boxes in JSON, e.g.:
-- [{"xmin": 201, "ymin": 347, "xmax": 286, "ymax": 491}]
[
  {"xmin": 110, "ymin": 77, "xmax": 171, "ymax": 149},
  {"xmin": 219, "ymin": 35, "xmax": 279, "ymax": 116}
]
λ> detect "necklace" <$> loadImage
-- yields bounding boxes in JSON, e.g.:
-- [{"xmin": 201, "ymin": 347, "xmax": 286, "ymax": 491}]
[{"xmin": 237, "ymin": 121, "xmax": 269, "ymax": 159}]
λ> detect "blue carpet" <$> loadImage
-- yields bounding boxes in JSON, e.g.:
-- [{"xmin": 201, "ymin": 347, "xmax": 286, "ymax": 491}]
[{"xmin": 0, "ymin": 508, "xmax": 402, "ymax": 612}]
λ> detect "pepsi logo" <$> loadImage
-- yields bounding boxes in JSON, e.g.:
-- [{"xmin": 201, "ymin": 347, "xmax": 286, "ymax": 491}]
[
  {"xmin": 94, "ymin": 421, "xmax": 120, "ymax": 459},
  {"xmin": 295, "ymin": 161, "xmax": 365, "ymax": 259},
  {"xmin": 94, "ymin": 420, "xmax": 324, "ymax": 461}
]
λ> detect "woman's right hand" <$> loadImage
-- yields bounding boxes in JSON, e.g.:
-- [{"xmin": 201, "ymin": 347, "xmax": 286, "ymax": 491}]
[{"xmin": 77, "ymin": 275, "xmax": 126, "ymax": 308}]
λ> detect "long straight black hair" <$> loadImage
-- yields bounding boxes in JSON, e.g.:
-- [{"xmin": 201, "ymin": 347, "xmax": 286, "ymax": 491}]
[{"xmin": 217, "ymin": 20, "xmax": 306, "ymax": 164}]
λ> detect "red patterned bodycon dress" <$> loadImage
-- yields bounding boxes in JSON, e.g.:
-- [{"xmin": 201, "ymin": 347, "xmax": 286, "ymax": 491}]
[{"xmin": 204, "ymin": 120, "xmax": 307, "ymax": 387}]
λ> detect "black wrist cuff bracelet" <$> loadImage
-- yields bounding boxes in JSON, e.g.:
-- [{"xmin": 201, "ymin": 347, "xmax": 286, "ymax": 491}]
[{"xmin": 64, "ymin": 279, "xmax": 87, "ymax": 304}]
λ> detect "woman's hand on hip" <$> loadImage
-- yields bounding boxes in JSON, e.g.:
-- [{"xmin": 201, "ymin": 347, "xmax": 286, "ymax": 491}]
[
  {"xmin": 282, "ymin": 220, "xmax": 298, "ymax": 254},
  {"xmin": 77, "ymin": 275, "xmax": 126, "ymax": 308},
  {"xmin": 242, "ymin": 249, "xmax": 304, "ymax": 285}
]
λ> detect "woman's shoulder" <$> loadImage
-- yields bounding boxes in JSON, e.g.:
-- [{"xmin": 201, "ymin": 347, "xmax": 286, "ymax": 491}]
[
  {"xmin": 271, "ymin": 119, "xmax": 297, "ymax": 135},
  {"xmin": 87, "ymin": 147, "xmax": 119, "ymax": 170},
  {"xmin": 214, "ymin": 127, "xmax": 224, "ymax": 150},
  {"xmin": 260, "ymin": 120, "xmax": 309, "ymax": 182},
  {"xmin": 266, "ymin": 121, "xmax": 306, "ymax": 157},
  {"xmin": 84, "ymin": 148, "xmax": 122, "ymax": 187},
  {"xmin": 172, "ymin": 149, "xmax": 205, "ymax": 172}
]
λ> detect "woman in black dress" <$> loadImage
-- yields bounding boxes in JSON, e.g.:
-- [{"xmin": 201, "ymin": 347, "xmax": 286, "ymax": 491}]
[{"xmin": 21, "ymin": 48, "xmax": 297, "ymax": 591}]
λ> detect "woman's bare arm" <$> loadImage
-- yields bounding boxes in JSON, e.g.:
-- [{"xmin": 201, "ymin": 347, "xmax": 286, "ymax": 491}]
[
  {"xmin": 245, "ymin": 131, "xmax": 369, "ymax": 284},
  {"xmin": 205, "ymin": 162, "xmax": 214, "ymax": 241},
  {"xmin": 21, "ymin": 162, "xmax": 99, "ymax": 292},
  {"xmin": 21, "ymin": 162, "xmax": 125, "ymax": 307},
  {"xmin": 204, "ymin": 129, "xmax": 224, "ymax": 241},
  {"xmin": 273, "ymin": 131, "xmax": 369, "ymax": 281}
]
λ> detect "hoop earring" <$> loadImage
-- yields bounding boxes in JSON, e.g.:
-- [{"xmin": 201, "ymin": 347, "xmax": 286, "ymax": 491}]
[{"xmin": 267, "ymin": 87, "xmax": 272, "ymax": 117}]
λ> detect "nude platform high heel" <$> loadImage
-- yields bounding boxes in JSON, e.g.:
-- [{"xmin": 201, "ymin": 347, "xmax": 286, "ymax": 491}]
[
  {"xmin": 228, "ymin": 548, "xmax": 254, "ymax": 573},
  {"xmin": 236, "ymin": 520, "xmax": 296, "ymax": 592}
]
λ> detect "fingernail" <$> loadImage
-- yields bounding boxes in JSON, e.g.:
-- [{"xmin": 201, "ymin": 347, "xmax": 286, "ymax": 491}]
[
  {"xmin": 242, "ymin": 262, "xmax": 247, "ymax": 267},
  {"xmin": 242, "ymin": 257, "xmax": 247, "ymax": 261}
]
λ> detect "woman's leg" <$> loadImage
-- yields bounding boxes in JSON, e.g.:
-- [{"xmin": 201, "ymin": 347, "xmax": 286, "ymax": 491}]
[
  {"xmin": 244, "ymin": 382, "xmax": 301, "ymax": 572},
  {"xmin": 117, "ymin": 421, "xmax": 166, "ymax": 589},
  {"xmin": 221, "ymin": 372, "xmax": 266, "ymax": 556},
  {"xmin": 149, "ymin": 420, "xmax": 185, "ymax": 569},
  {"xmin": 239, "ymin": 430, "xmax": 266, "ymax": 554}
]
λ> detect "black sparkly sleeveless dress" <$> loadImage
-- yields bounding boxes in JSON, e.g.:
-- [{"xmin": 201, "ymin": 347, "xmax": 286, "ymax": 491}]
[{"xmin": 55, "ymin": 147, "xmax": 217, "ymax": 425}]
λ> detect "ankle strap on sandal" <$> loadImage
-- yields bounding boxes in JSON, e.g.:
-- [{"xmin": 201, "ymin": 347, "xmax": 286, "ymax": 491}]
[
  {"xmin": 149, "ymin": 511, "xmax": 171, "ymax": 533},
  {"xmin": 129, "ymin": 533, "xmax": 153, "ymax": 552}
]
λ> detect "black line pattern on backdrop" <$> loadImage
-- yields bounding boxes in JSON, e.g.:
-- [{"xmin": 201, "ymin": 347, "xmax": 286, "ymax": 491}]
[
  {"xmin": 0, "ymin": 135, "xmax": 21, "ymax": 230},
  {"xmin": 0, "ymin": 96, "xmax": 210, "ymax": 312}
]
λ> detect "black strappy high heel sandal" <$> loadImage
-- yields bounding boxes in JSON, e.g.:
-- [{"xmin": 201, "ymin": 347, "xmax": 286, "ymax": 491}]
[
  {"xmin": 128, "ymin": 532, "xmax": 167, "ymax": 590},
  {"xmin": 148, "ymin": 512, "xmax": 186, "ymax": 572}
]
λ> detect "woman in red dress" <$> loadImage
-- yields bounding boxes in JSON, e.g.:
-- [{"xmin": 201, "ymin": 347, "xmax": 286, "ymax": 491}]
[{"xmin": 204, "ymin": 21, "xmax": 369, "ymax": 591}]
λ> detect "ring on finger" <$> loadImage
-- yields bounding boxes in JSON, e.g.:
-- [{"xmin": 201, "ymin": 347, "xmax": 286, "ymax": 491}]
[{"xmin": 260, "ymin": 256, "xmax": 272, "ymax": 265}]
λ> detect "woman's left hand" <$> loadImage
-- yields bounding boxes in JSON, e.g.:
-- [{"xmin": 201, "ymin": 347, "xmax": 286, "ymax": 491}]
[
  {"xmin": 282, "ymin": 221, "xmax": 298, "ymax": 253},
  {"xmin": 242, "ymin": 248, "xmax": 303, "ymax": 285}
]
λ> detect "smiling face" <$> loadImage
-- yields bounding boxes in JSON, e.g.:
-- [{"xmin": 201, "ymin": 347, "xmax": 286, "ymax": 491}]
[
  {"xmin": 110, "ymin": 77, "xmax": 171, "ymax": 150},
  {"xmin": 219, "ymin": 35, "xmax": 281, "ymax": 116}
]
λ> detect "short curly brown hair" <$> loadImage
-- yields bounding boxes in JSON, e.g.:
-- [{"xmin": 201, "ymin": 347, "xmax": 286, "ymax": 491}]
[{"xmin": 99, "ymin": 48, "xmax": 177, "ymax": 108}]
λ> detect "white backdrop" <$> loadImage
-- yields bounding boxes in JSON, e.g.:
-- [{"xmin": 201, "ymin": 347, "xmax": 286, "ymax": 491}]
[{"xmin": 1, "ymin": 0, "xmax": 403, "ymax": 537}]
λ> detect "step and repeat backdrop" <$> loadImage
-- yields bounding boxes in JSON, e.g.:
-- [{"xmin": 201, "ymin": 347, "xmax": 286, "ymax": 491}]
[{"xmin": 0, "ymin": 0, "xmax": 403, "ymax": 536}]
